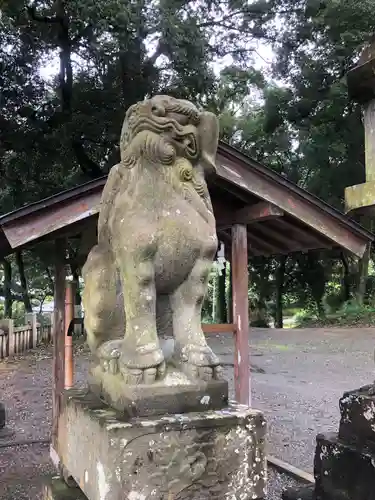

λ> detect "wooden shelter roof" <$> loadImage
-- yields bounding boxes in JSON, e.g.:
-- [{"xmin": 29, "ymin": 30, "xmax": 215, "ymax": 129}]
[{"xmin": 0, "ymin": 141, "xmax": 373, "ymax": 258}]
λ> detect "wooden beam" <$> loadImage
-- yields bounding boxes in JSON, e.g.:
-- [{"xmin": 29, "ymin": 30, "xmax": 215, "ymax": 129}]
[
  {"xmin": 250, "ymin": 221, "xmax": 330, "ymax": 253},
  {"xmin": 216, "ymin": 157, "xmax": 367, "ymax": 257},
  {"xmin": 202, "ymin": 323, "xmax": 236, "ymax": 334},
  {"xmin": 2, "ymin": 190, "xmax": 101, "ymax": 250},
  {"xmin": 250, "ymin": 222, "xmax": 295, "ymax": 251},
  {"xmin": 276, "ymin": 218, "xmax": 331, "ymax": 248},
  {"xmin": 232, "ymin": 224, "xmax": 250, "ymax": 406},
  {"xmin": 247, "ymin": 231, "xmax": 285, "ymax": 255},
  {"xmin": 217, "ymin": 201, "xmax": 284, "ymax": 230},
  {"xmin": 210, "ymin": 177, "xmax": 250, "ymax": 204},
  {"xmin": 52, "ymin": 239, "xmax": 66, "ymax": 456},
  {"xmin": 267, "ymin": 455, "xmax": 315, "ymax": 484}
]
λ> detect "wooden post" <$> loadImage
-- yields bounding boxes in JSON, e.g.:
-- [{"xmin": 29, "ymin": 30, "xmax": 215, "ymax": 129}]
[
  {"xmin": 227, "ymin": 262, "xmax": 233, "ymax": 324},
  {"xmin": 1, "ymin": 319, "xmax": 14, "ymax": 357},
  {"xmin": 225, "ymin": 246, "xmax": 233, "ymax": 324},
  {"xmin": 64, "ymin": 281, "xmax": 74, "ymax": 389},
  {"xmin": 231, "ymin": 224, "xmax": 250, "ymax": 406},
  {"xmin": 52, "ymin": 238, "xmax": 66, "ymax": 458},
  {"xmin": 26, "ymin": 312, "xmax": 37, "ymax": 348}
]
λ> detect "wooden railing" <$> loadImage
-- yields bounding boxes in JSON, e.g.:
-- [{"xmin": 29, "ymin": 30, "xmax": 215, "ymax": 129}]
[
  {"xmin": 0, "ymin": 314, "xmax": 52, "ymax": 360},
  {"xmin": 0, "ymin": 315, "xmax": 233, "ymax": 361},
  {"xmin": 202, "ymin": 323, "xmax": 236, "ymax": 334}
]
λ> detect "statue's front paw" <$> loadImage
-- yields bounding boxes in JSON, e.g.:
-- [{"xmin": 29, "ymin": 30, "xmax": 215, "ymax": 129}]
[
  {"xmin": 118, "ymin": 343, "xmax": 166, "ymax": 384},
  {"xmin": 176, "ymin": 344, "xmax": 223, "ymax": 381},
  {"xmin": 97, "ymin": 339, "xmax": 123, "ymax": 375}
]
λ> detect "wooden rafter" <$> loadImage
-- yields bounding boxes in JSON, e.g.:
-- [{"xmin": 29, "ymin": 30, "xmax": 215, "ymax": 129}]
[
  {"xmin": 216, "ymin": 154, "xmax": 367, "ymax": 257},
  {"xmin": 217, "ymin": 201, "xmax": 284, "ymax": 230}
]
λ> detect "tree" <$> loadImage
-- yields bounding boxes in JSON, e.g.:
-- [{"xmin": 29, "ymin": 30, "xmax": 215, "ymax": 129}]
[{"xmin": 1, "ymin": 0, "xmax": 275, "ymax": 314}]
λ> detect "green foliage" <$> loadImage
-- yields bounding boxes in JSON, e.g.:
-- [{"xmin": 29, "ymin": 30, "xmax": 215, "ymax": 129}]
[
  {"xmin": 0, "ymin": 0, "xmax": 268, "ymax": 215},
  {"xmin": 295, "ymin": 300, "xmax": 375, "ymax": 328},
  {"xmin": 2, "ymin": 0, "xmax": 375, "ymax": 322},
  {"xmin": 293, "ymin": 309, "xmax": 317, "ymax": 327}
]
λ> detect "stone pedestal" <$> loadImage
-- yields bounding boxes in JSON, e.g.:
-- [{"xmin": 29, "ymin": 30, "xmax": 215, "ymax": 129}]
[
  {"xmin": 89, "ymin": 364, "xmax": 229, "ymax": 416},
  {"xmin": 282, "ymin": 384, "xmax": 375, "ymax": 500},
  {"xmin": 56, "ymin": 390, "xmax": 267, "ymax": 500}
]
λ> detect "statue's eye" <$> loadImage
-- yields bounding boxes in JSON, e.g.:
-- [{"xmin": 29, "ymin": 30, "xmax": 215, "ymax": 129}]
[{"xmin": 151, "ymin": 105, "xmax": 166, "ymax": 117}]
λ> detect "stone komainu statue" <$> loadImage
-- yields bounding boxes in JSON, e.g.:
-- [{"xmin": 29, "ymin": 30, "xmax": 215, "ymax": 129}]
[{"xmin": 82, "ymin": 95, "xmax": 221, "ymax": 386}]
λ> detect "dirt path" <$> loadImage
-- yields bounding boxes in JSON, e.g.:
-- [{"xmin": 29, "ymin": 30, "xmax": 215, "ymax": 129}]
[
  {"xmin": 1, "ymin": 327, "xmax": 373, "ymax": 498},
  {"xmin": 0, "ymin": 347, "xmax": 54, "ymax": 499}
]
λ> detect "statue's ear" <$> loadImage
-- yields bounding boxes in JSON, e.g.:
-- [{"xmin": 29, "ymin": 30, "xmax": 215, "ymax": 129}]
[
  {"xmin": 197, "ymin": 111, "xmax": 219, "ymax": 176},
  {"xmin": 120, "ymin": 103, "xmax": 139, "ymax": 152}
]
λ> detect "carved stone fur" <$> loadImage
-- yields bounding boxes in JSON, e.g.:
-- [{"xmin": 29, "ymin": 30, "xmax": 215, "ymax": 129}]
[{"xmin": 82, "ymin": 95, "xmax": 221, "ymax": 386}]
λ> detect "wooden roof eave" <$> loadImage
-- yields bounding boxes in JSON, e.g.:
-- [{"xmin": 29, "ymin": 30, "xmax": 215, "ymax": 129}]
[{"xmin": 216, "ymin": 144, "xmax": 373, "ymax": 258}]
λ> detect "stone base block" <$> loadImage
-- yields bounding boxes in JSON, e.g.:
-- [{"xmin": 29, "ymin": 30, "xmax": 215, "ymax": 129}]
[
  {"xmin": 43, "ymin": 476, "xmax": 86, "ymax": 500},
  {"xmin": 314, "ymin": 432, "xmax": 375, "ymax": 500},
  {"xmin": 58, "ymin": 390, "xmax": 267, "ymax": 500},
  {"xmin": 282, "ymin": 485, "xmax": 315, "ymax": 500},
  {"xmin": 89, "ymin": 364, "xmax": 228, "ymax": 417},
  {"xmin": 339, "ymin": 385, "xmax": 375, "ymax": 449}
]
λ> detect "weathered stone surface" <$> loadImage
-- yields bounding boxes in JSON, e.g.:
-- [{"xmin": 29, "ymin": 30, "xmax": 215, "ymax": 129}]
[
  {"xmin": 43, "ymin": 475, "xmax": 86, "ymax": 500},
  {"xmin": 338, "ymin": 384, "xmax": 375, "ymax": 449},
  {"xmin": 0, "ymin": 401, "xmax": 5, "ymax": 429},
  {"xmin": 58, "ymin": 390, "xmax": 267, "ymax": 500},
  {"xmin": 89, "ymin": 364, "xmax": 228, "ymax": 416},
  {"xmin": 314, "ymin": 432, "xmax": 375, "ymax": 500},
  {"xmin": 282, "ymin": 485, "xmax": 315, "ymax": 500},
  {"xmin": 82, "ymin": 95, "xmax": 224, "ymax": 408}
]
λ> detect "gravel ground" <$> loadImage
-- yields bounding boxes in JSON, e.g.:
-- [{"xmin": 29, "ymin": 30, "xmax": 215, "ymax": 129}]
[{"xmin": 1, "ymin": 327, "xmax": 374, "ymax": 499}]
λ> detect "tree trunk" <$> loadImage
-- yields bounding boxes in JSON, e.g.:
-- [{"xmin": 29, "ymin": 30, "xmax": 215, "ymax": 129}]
[
  {"xmin": 315, "ymin": 298, "xmax": 325, "ymax": 319},
  {"xmin": 71, "ymin": 268, "xmax": 81, "ymax": 306},
  {"xmin": 1, "ymin": 258, "xmax": 12, "ymax": 318},
  {"xmin": 356, "ymin": 244, "xmax": 371, "ymax": 305},
  {"xmin": 216, "ymin": 263, "xmax": 227, "ymax": 323},
  {"xmin": 340, "ymin": 251, "xmax": 351, "ymax": 302},
  {"xmin": 306, "ymin": 252, "xmax": 326, "ymax": 318},
  {"xmin": 15, "ymin": 251, "xmax": 32, "ymax": 313},
  {"xmin": 275, "ymin": 256, "xmax": 286, "ymax": 328},
  {"xmin": 56, "ymin": 0, "xmax": 73, "ymax": 116}
]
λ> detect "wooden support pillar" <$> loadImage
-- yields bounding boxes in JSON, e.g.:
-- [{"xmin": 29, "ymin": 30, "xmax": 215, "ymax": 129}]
[
  {"xmin": 52, "ymin": 239, "xmax": 66, "ymax": 456},
  {"xmin": 224, "ymin": 246, "xmax": 233, "ymax": 324},
  {"xmin": 231, "ymin": 224, "xmax": 250, "ymax": 406},
  {"xmin": 64, "ymin": 281, "xmax": 74, "ymax": 390}
]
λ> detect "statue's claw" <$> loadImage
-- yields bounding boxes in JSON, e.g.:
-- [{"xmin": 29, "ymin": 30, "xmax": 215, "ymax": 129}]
[
  {"xmin": 96, "ymin": 340, "xmax": 166, "ymax": 384},
  {"xmin": 118, "ymin": 344, "xmax": 165, "ymax": 384},
  {"xmin": 175, "ymin": 344, "xmax": 223, "ymax": 381},
  {"xmin": 97, "ymin": 339, "xmax": 123, "ymax": 374}
]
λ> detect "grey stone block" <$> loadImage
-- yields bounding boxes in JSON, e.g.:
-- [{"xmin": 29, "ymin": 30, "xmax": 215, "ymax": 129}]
[
  {"xmin": 314, "ymin": 432, "xmax": 375, "ymax": 500},
  {"xmin": 58, "ymin": 390, "xmax": 267, "ymax": 500},
  {"xmin": 339, "ymin": 385, "xmax": 375, "ymax": 449},
  {"xmin": 282, "ymin": 485, "xmax": 315, "ymax": 500}
]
